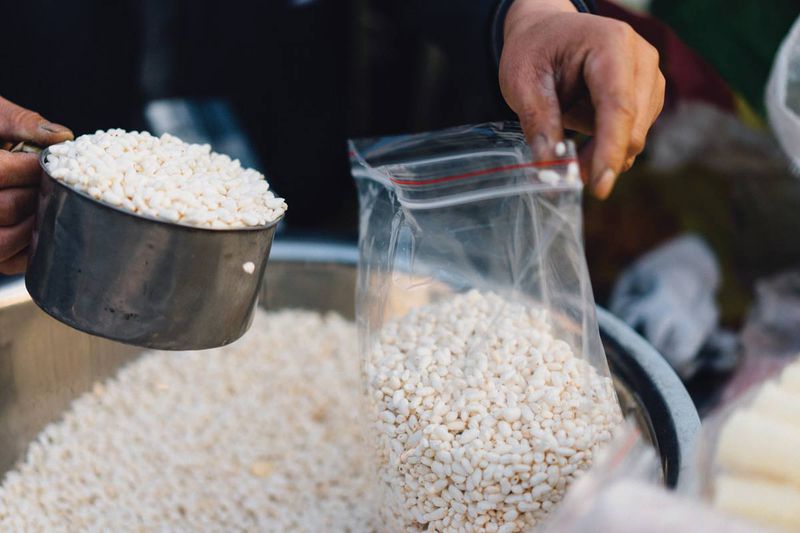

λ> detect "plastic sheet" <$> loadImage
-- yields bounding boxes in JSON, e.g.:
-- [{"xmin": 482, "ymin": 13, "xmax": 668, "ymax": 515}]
[{"xmin": 543, "ymin": 424, "xmax": 770, "ymax": 533}]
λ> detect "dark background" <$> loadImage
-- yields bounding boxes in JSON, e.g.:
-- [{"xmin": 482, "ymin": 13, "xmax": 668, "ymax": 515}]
[{"xmin": 2, "ymin": 0, "xmax": 513, "ymax": 237}]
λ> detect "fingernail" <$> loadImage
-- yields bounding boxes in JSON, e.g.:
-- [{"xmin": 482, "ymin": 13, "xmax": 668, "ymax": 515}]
[
  {"xmin": 39, "ymin": 122, "xmax": 72, "ymax": 135},
  {"xmin": 592, "ymin": 168, "xmax": 616, "ymax": 199}
]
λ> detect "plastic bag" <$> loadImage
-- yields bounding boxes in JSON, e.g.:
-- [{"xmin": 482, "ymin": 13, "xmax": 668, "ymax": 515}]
[
  {"xmin": 688, "ymin": 355, "xmax": 800, "ymax": 532},
  {"xmin": 351, "ymin": 122, "xmax": 623, "ymax": 532},
  {"xmin": 539, "ymin": 422, "xmax": 662, "ymax": 532},
  {"xmin": 766, "ymin": 14, "xmax": 800, "ymax": 176},
  {"xmin": 542, "ymin": 423, "xmax": 770, "ymax": 533},
  {"xmin": 721, "ymin": 270, "xmax": 800, "ymax": 404}
]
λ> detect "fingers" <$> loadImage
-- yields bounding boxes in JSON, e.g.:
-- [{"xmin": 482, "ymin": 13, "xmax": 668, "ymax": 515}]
[
  {"xmin": 623, "ymin": 155, "xmax": 636, "ymax": 172},
  {"xmin": 583, "ymin": 22, "xmax": 638, "ymax": 198},
  {"xmin": 0, "ymin": 215, "xmax": 34, "ymax": 263},
  {"xmin": 562, "ymin": 98, "xmax": 595, "ymax": 135},
  {"xmin": 0, "ymin": 189, "xmax": 37, "ymax": 226},
  {"xmin": 0, "ymin": 152, "xmax": 41, "ymax": 188},
  {"xmin": 0, "ymin": 150, "xmax": 40, "ymax": 273},
  {"xmin": 507, "ymin": 71, "xmax": 566, "ymax": 160},
  {"xmin": 577, "ymin": 138, "xmax": 594, "ymax": 184},
  {"xmin": 0, "ymin": 248, "xmax": 28, "ymax": 275},
  {"xmin": 498, "ymin": 10, "xmax": 665, "ymax": 199},
  {"xmin": 0, "ymin": 96, "xmax": 73, "ymax": 146},
  {"xmin": 580, "ymin": 52, "xmax": 664, "ymax": 198},
  {"xmin": 624, "ymin": 41, "xmax": 664, "ymax": 171},
  {"xmin": 0, "ymin": 95, "xmax": 71, "ymax": 275}
]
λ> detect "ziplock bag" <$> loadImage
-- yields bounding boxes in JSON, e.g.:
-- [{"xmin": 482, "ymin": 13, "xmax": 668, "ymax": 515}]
[
  {"xmin": 687, "ymin": 355, "xmax": 800, "ymax": 531},
  {"xmin": 766, "ymin": 13, "xmax": 800, "ymax": 175},
  {"xmin": 350, "ymin": 122, "xmax": 623, "ymax": 532},
  {"xmin": 541, "ymin": 423, "xmax": 769, "ymax": 533}
]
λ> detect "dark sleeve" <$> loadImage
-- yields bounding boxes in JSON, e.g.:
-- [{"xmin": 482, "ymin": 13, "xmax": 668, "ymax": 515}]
[{"xmin": 492, "ymin": 0, "xmax": 596, "ymax": 65}]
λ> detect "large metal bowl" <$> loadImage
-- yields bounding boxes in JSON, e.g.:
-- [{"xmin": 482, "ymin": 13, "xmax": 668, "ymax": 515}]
[
  {"xmin": 0, "ymin": 239, "xmax": 699, "ymax": 487},
  {"xmin": 25, "ymin": 149, "xmax": 281, "ymax": 350}
]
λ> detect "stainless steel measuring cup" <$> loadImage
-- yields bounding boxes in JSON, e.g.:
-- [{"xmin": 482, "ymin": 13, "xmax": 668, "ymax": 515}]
[{"xmin": 25, "ymin": 148, "xmax": 282, "ymax": 350}]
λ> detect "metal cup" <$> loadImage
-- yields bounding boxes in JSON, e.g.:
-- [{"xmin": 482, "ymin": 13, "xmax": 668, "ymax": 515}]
[{"xmin": 25, "ymin": 149, "xmax": 282, "ymax": 350}]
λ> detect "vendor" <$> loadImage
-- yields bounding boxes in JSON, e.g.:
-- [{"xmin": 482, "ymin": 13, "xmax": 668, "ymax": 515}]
[{"xmin": 0, "ymin": 0, "xmax": 663, "ymax": 275}]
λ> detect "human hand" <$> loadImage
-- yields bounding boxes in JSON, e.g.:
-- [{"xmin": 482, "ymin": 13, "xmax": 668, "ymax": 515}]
[
  {"xmin": 499, "ymin": 0, "xmax": 665, "ymax": 198},
  {"xmin": 0, "ymin": 96, "xmax": 72, "ymax": 274}
]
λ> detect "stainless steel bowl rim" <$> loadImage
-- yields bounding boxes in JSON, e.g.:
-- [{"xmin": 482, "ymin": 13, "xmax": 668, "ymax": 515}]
[
  {"xmin": 5, "ymin": 239, "xmax": 700, "ymax": 485},
  {"xmin": 39, "ymin": 148, "xmax": 284, "ymax": 233}
]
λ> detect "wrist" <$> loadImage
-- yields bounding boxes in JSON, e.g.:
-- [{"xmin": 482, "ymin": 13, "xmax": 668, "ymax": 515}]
[{"xmin": 504, "ymin": 0, "xmax": 577, "ymax": 39}]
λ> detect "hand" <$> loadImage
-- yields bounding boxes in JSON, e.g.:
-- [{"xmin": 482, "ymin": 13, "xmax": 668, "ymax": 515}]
[
  {"xmin": 0, "ymin": 96, "xmax": 73, "ymax": 274},
  {"xmin": 499, "ymin": 0, "xmax": 665, "ymax": 198}
]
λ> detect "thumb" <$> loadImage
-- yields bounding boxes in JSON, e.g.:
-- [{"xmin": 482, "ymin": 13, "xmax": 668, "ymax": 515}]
[
  {"xmin": 514, "ymin": 72, "xmax": 564, "ymax": 161},
  {"xmin": 0, "ymin": 96, "xmax": 73, "ymax": 146}
]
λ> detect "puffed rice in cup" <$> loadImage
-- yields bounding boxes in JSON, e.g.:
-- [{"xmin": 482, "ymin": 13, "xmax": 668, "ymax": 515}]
[{"xmin": 44, "ymin": 129, "xmax": 287, "ymax": 229}]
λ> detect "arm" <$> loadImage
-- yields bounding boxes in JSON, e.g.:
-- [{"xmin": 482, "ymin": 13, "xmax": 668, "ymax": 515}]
[{"xmin": 492, "ymin": 0, "xmax": 595, "ymax": 63}]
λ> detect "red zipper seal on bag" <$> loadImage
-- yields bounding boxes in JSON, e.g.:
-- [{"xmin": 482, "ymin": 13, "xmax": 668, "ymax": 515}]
[{"xmin": 390, "ymin": 158, "xmax": 577, "ymax": 186}]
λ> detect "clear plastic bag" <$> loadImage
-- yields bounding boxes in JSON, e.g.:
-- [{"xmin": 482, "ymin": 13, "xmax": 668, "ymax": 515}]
[
  {"xmin": 766, "ymin": 14, "xmax": 800, "ymax": 176},
  {"xmin": 350, "ymin": 122, "xmax": 623, "ymax": 532},
  {"xmin": 687, "ymin": 356, "xmax": 800, "ymax": 532},
  {"xmin": 721, "ymin": 271, "xmax": 800, "ymax": 404},
  {"xmin": 542, "ymin": 423, "xmax": 769, "ymax": 533}
]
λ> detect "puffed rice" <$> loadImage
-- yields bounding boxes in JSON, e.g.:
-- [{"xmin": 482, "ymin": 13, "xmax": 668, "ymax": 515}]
[
  {"xmin": 44, "ymin": 129, "xmax": 287, "ymax": 229},
  {"xmin": 0, "ymin": 310, "xmax": 375, "ymax": 532},
  {"xmin": 367, "ymin": 290, "xmax": 623, "ymax": 532}
]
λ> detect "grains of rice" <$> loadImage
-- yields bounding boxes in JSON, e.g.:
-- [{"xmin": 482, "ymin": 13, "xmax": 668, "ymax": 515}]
[
  {"xmin": 0, "ymin": 310, "xmax": 376, "ymax": 532},
  {"xmin": 45, "ymin": 129, "xmax": 287, "ymax": 229},
  {"xmin": 367, "ymin": 290, "xmax": 623, "ymax": 532},
  {"xmin": 0, "ymin": 299, "xmax": 623, "ymax": 533}
]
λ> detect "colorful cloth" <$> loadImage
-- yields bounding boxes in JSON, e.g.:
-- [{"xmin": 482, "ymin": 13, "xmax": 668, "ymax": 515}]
[
  {"xmin": 650, "ymin": 0, "xmax": 800, "ymax": 118},
  {"xmin": 597, "ymin": 0, "xmax": 736, "ymax": 114}
]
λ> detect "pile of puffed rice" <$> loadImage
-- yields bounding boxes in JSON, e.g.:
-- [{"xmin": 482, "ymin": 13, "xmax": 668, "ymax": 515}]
[
  {"xmin": 45, "ymin": 129, "xmax": 287, "ymax": 229},
  {"xmin": 0, "ymin": 298, "xmax": 623, "ymax": 532},
  {"xmin": 0, "ymin": 310, "xmax": 376, "ymax": 532},
  {"xmin": 367, "ymin": 290, "xmax": 623, "ymax": 533}
]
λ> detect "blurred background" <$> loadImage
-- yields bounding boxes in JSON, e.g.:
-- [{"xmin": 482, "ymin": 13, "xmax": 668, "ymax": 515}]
[
  {"xmin": 3, "ymin": 0, "xmax": 515, "ymax": 236},
  {"xmin": 4, "ymin": 0, "xmax": 800, "ymax": 410}
]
